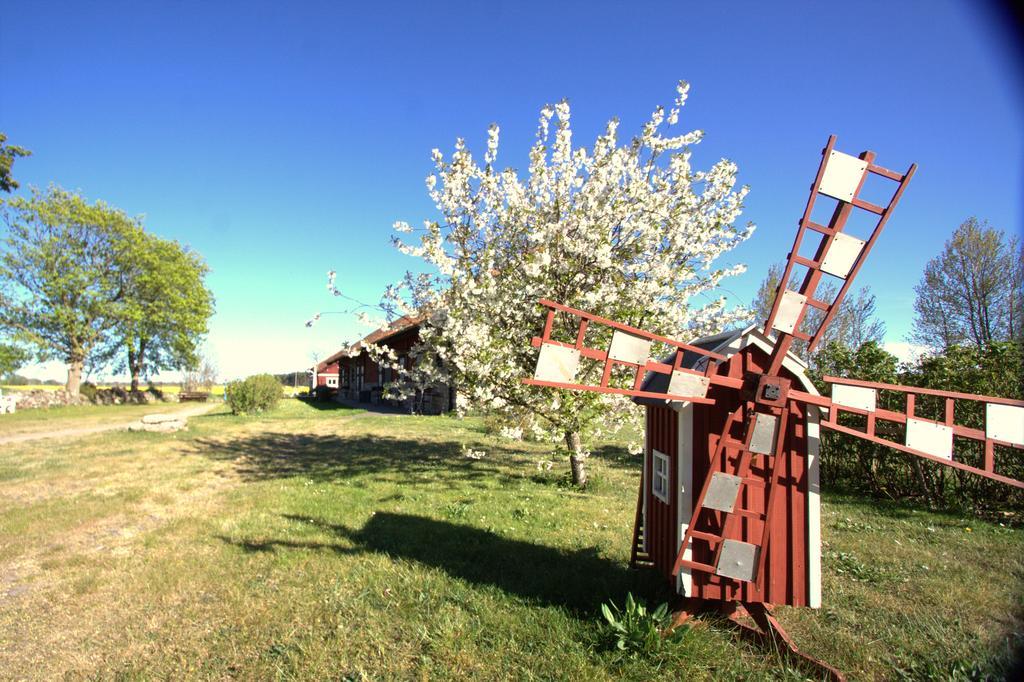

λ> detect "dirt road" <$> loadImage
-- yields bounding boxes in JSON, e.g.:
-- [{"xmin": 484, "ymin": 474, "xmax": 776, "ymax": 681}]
[{"xmin": 0, "ymin": 402, "xmax": 221, "ymax": 446}]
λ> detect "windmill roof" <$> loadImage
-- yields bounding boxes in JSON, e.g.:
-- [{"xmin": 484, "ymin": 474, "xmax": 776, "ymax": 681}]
[{"xmin": 632, "ymin": 324, "xmax": 817, "ymax": 408}]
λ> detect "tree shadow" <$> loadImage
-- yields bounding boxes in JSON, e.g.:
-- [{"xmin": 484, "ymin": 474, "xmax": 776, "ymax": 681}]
[
  {"xmin": 587, "ymin": 443, "xmax": 641, "ymax": 471},
  {"xmin": 297, "ymin": 398, "xmax": 363, "ymax": 412},
  {"xmin": 219, "ymin": 512, "xmax": 660, "ymax": 616},
  {"xmin": 190, "ymin": 431, "xmax": 524, "ymax": 487}
]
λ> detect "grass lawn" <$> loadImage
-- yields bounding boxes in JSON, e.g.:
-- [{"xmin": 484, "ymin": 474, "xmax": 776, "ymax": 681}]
[
  {"xmin": 0, "ymin": 401, "xmax": 218, "ymax": 439},
  {"xmin": 0, "ymin": 399, "xmax": 1020, "ymax": 679}
]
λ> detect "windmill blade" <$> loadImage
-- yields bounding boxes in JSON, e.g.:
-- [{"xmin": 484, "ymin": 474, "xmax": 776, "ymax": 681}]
[
  {"xmin": 670, "ymin": 392, "xmax": 796, "ymax": 591},
  {"xmin": 521, "ymin": 298, "xmax": 729, "ymax": 405},
  {"xmin": 764, "ymin": 136, "xmax": 917, "ymax": 357},
  {"xmin": 816, "ymin": 376, "xmax": 1024, "ymax": 489}
]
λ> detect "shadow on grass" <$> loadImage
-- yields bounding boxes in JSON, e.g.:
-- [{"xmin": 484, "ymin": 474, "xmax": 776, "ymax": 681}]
[
  {"xmin": 220, "ymin": 512, "xmax": 660, "ymax": 616},
  {"xmin": 297, "ymin": 398, "xmax": 359, "ymax": 412},
  {"xmin": 587, "ymin": 443, "xmax": 640, "ymax": 471},
  {"xmin": 190, "ymin": 431, "xmax": 523, "ymax": 487}
]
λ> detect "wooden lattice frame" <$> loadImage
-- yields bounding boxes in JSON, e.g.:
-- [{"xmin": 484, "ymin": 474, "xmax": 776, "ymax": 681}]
[
  {"xmin": 820, "ymin": 376, "xmax": 1024, "ymax": 489},
  {"xmin": 764, "ymin": 135, "xmax": 918, "ymax": 358},
  {"xmin": 522, "ymin": 298, "xmax": 726, "ymax": 404}
]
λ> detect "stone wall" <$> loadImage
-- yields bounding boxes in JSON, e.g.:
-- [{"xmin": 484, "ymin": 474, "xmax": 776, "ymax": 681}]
[{"xmin": 3, "ymin": 387, "xmax": 176, "ymax": 411}]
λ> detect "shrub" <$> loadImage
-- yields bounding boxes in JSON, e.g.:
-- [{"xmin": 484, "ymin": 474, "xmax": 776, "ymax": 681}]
[
  {"xmin": 225, "ymin": 374, "xmax": 280, "ymax": 415},
  {"xmin": 79, "ymin": 381, "xmax": 98, "ymax": 402}
]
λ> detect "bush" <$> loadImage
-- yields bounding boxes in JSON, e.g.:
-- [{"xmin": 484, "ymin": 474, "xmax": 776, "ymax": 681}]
[
  {"xmin": 225, "ymin": 374, "xmax": 280, "ymax": 415},
  {"xmin": 79, "ymin": 381, "xmax": 98, "ymax": 402},
  {"xmin": 313, "ymin": 385, "xmax": 335, "ymax": 402}
]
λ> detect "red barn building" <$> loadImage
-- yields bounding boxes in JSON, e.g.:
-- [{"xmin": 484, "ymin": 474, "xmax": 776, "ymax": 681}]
[
  {"xmin": 310, "ymin": 359, "xmax": 339, "ymax": 391},
  {"xmin": 314, "ymin": 315, "xmax": 455, "ymax": 414},
  {"xmin": 634, "ymin": 325, "xmax": 822, "ymax": 608}
]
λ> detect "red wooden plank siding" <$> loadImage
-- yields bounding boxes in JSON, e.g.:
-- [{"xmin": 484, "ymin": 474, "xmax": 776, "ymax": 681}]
[
  {"xmin": 646, "ymin": 405, "xmax": 678, "ymax": 582},
  {"xmin": 678, "ymin": 345, "xmax": 811, "ymax": 607}
]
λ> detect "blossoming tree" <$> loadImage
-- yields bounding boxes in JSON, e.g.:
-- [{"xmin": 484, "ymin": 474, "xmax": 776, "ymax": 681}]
[{"xmin": 373, "ymin": 83, "xmax": 752, "ymax": 487}]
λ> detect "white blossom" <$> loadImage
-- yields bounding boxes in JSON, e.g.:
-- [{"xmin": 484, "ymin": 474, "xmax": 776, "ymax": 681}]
[{"xmin": 371, "ymin": 82, "xmax": 751, "ymax": 471}]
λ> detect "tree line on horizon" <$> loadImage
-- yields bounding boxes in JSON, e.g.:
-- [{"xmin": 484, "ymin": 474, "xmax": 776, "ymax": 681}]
[{"xmin": 0, "ymin": 134, "xmax": 215, "ymax": 396}]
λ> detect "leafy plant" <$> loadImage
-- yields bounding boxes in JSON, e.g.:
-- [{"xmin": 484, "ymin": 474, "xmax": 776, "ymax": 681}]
[
  {"xmin": 600, "ymin": 592, "xmax": 683, "ymax": 658},
  {"xmin": 225, "ymin": 374, "xmax": 281, "ymax": 415}
]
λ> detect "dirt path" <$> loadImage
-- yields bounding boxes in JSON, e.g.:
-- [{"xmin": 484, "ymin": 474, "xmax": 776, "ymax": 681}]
[{"xmin": 0, "ymin": 402, "xmax": 221, "ymax": 446}]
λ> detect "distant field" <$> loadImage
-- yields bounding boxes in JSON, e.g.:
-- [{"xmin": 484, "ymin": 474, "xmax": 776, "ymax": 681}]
[{"xmin": 1, "ymin": 384, "xmax": 303, "ymax": 397}]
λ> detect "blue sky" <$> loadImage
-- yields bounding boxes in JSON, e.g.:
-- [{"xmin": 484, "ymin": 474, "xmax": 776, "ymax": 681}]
[{"xmin": 1, "ymin": 1, "xmax": 1021, "ymax": 381}]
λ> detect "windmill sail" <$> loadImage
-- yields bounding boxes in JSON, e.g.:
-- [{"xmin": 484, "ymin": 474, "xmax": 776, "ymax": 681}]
[
  {"xmin": 522, "ymin": 298, "xmax": 728, "ymax": 404},
  {"xmin": 763, "ymin": 136, "xmax": 917, "ymax": 361}
]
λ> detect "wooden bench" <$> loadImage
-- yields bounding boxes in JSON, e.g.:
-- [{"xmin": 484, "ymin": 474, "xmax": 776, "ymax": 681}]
[{"xmin": 178, "ymin": 391, "xmax": 210, "ymax": 402}]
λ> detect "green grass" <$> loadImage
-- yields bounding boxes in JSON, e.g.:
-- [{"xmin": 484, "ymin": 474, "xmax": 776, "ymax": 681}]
[
  {"xmin": 0, "ymin": 401, "xmax": 222, "ymax": 438},
  {"xmin": 0, "ymin": 399, "xmax": 1020, "ymax": 680}
]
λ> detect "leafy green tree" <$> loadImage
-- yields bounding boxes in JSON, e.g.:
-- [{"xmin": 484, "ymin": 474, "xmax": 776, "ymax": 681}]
[
  {"xmin": 104, "ymin": 231, "xmax": 215, "ymax": 391},
  {"xmin": 810, "ymin": 341, "xmax": 922, "ymax": 500},
  {"xmin": 751, "ymin": 261, "xmax": 884, "ymax": 363},
  {"xmin": 811, "ymin": 340, "xmax": 899, "ymax": 387},
  {"xmin": 813, "ymin": 339, "xmax": 1023, "ymax": 510},
  {"xmin": 0, "ymin": 342, "xmax": 29, "ymax": 378},
  {"xmin": 0, "ymin": 186, "xmax": 140, "ymax": 395},
  {"xmin": 912, "ymin": 218, "xmax": 1023, "ymax": 350},
  {"xmin": 0, "ymin": 133, "xmax": 31, "ymax": 193}
]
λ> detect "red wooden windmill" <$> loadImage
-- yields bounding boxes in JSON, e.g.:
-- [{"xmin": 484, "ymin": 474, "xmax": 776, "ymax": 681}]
[{"xmin": 522, "ymin": 136, "xmax": 1024, "ymax": 680}]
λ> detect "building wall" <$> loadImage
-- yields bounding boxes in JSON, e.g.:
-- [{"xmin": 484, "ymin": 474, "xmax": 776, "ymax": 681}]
[
  {"xmin": 331, "ymin": 326, "xmax": 455, "ymax": 414},
  {"xmin": 643, "ymin": 340, "xmax": 820, "ymax": 608},
  {"xmin": 644, "ymin": 405, "xmax": 679, "ymax": 583},
  {"xmin": 315, "ymin": 361, "xmax": 339, "ymax": 388}
]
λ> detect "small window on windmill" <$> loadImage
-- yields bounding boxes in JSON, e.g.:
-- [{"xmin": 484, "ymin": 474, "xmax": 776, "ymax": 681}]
[
  {"xmin": 652, "ymin": 449, "xmax": 670, "ymax": 503},
  {"xmin": 327, "ymin": 376, "xmax": 338, "ymax": 388}
]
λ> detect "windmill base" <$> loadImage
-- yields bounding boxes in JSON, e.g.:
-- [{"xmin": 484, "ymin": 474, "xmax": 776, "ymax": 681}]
[{"xmin": 668, "ymin": 598, "xmax": 845, "ymax": 682}]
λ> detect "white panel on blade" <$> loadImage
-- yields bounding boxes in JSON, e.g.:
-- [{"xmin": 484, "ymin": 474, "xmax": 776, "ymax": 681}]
[
  {"xmin": 831, "ymin": 384, "xmax": 876, "ymax": 413},
  {"xmin": 906, "ymin": 417, "xmax": 953, "ymax": 460},
  {"xmin": 533, "ymin": 344, "xmax": 581, "ymax": 384},
  {"xmin": 704, "ymin": 472, "xmax": 742, "ymax": 513},
  {"xmin": 772, "ymin": 290, "xmax": 807, "ymax": 335},
  {"xmin": 716, "ymin": 540, "xmax": 759, "ymax": 582},
  {"xmin": 986, "ymin": 403, "xmax": 1024, "ymax": 446},
  {"xmin": 820, "ymin": 232, "xmax": 866, "ymax": 279},
  {"xmin": 818, "ymin": 150, "xmax": 868, "ymax": 202},
  {"xmin": 608, "ymin": 330, "xmax": 652, "ymax": 366},
  {"xmin": 749, "ymin": 413, "xmax": 780, "ymax": 455},
  {"xmin": 667, "ymin": 371, "xmax": 711, "ymax": 400}
]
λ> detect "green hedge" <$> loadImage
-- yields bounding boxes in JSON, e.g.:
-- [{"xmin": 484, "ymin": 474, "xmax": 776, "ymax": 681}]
[
  {"xmin": 225, "ymin": 374, "xmax": 281, "ymax": 415},
  {"xmin": 812, "ymin": 340, "xmax": 1024, "ymax": 511}
]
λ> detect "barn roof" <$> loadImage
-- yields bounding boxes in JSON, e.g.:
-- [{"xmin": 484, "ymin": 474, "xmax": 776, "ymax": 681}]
[
  {"xmin": 317, "ymin": 314, "xmax": 426, "ymax": 368},
  {"xmin": 632, "ymin": 324, "xmax": 818, "ymax": 408}
]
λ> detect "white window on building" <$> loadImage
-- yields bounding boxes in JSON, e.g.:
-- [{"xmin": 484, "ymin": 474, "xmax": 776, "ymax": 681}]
[
  {"xmin": 327, "ymin": 377, "xmax": 338, "ymax": 388},
  {"xmin": 652, "ymin": 449, "xmax": 670, "ymax": 503}
]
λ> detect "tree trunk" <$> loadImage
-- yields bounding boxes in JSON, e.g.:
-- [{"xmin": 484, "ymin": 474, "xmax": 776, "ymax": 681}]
[
  {"xmin": 128, "ymin": 347, "xmax": 140, "ymax": 392},
  {"xmin": 565, "ymin": 430, "xmax": 588, "ymax": 488},
  {"xmin": 66, "ymin": 358, "xmax": 83, "ymax": 397}
]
